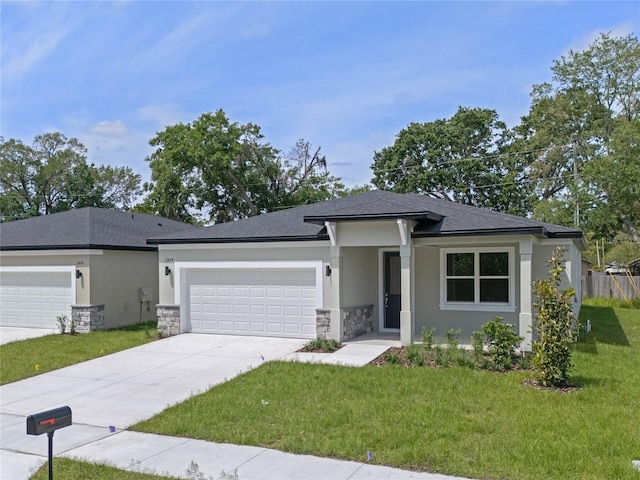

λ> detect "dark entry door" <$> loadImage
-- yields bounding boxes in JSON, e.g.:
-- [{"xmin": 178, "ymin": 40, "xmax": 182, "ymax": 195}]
[{"xmin": 384, "ymin": 251, "xmax": 401, "ymax": 329}]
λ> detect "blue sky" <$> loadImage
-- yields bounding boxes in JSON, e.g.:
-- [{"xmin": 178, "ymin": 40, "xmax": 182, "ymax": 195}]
[{"xmin": 1, "ymin": 1, "xmax": 638, "ymax": 187}]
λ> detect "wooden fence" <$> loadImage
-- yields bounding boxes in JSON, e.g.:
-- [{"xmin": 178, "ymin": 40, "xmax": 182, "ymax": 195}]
[{"xmin": 582, "ymin": 275, "xmax": 640, "ymax": 300}]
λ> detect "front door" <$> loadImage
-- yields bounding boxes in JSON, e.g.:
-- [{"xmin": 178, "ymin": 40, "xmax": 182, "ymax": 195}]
[{"xmin": 383, "ymin": 251, "xmax": 401, "ymax": 329}]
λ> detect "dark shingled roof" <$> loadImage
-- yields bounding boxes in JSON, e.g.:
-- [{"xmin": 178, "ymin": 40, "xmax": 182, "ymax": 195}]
[
  {"xmin": 149, "ymin": 190, "xmax": 583, "ymax": 244},
  {"xmin": 0, "ymin": 208, "xmax": 197, "ymax": 251}
]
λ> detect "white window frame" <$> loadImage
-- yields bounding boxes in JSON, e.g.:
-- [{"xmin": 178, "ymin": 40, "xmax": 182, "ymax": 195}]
[{"xmin": 439, "ymin": 246, "xmax": 516, "ymax": 312}]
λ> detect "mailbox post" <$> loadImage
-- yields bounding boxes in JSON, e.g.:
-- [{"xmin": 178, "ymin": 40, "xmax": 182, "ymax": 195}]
[{"xmin": 27, "ymin": 406, "xmax": 72, "ymax": 480}]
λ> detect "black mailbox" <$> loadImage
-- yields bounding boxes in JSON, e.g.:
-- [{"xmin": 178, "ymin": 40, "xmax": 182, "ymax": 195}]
[{"xmin": 27, "ymin": 406, "xmax": 72, "ymax": 436}]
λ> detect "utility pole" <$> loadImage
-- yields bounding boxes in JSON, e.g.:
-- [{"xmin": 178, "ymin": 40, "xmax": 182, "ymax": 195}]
[{"xmin": 572, "ymin": 138, "xmax": 580, "ymax": 228}]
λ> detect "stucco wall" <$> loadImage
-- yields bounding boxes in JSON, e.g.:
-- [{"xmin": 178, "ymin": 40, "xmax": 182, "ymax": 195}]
[
  {"xmin": 341, "ymin": 246, "xmax": 379, "ymax": 330},
  {"xmin": 336, "ymin": 221, "xmax": 401, "ymax": 247},
  {"xmin": 89, "ymin": 250, "xmax": 159, "ymax": 328},
  {"xmin": 158, "ymin": 243, "xmax": 330, "ymax": 305},
  {"xmin": 532, "ymin": 241, "xmax": 582, "ymax": 316},
  {"xmin": 413, "ymin": 243, "xmax": 520, "ymax": 344},
  {"xmin": 0, "ymin": 250, "xmax": 93, "ymax": 304}
]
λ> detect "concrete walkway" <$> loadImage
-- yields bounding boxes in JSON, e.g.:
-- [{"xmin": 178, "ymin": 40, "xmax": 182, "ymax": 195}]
[{"xmin": 1, "ymin": 333, "xmax": 471, "ymax": 480}]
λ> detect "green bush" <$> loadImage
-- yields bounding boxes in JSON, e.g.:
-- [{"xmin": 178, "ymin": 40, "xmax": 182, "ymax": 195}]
[
  {"xmin": 302, "ymin": 338, "xmax": 341, "ymax": 352},
  {"xmin": 406, "ymin": 345, "xmax": 425, "ymax": 366},
  {"xmin": 382, "ymin": 351, "xmax": 399, "ymax": 364},
  {"xmin": 471, "ymin": 330, "xmax": 484, "ymax": 362},
  {"xmin": 421, "ymin": 327, "xmax": 435, "ymax": 350},
  {"xmin": 481, "ymin": 317, "xmax": 523, "ymax": 371},
  {"xmin": 532, "ymin": 247, "xmax": 576, "ymax": 387}
]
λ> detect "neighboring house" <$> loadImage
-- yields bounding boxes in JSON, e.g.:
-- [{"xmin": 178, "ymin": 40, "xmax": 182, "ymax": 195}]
[
  {"xmin": 0, "ymin": 208, "xmax": 195, "ymax": 332},
  {"xmin": 581, "ymin": 258, "xmax": 592, "ymax": 277},
  {"xmin": 628, "ymin": 258, "xmax": 640, "ymax": 276},
  {"xmin": 150, "ymin": 190, "xmax": 584, "ymax": 350}
]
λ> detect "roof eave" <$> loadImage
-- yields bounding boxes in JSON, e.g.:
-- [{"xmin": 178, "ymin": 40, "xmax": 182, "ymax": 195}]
[
  {"xmin": 304, "ymin": 211, "xmax": 443, "ymax": 225},
  {"xmin": 0, "ymin": 244, "xmax": 158, "ymax": 252},
  {"xmin": 413, "ymin": 227, "xmax": 585, "ymax": 241},
  {"xmin": 148, "ymin": 234, "xmax": 330, "ymax": 245}
]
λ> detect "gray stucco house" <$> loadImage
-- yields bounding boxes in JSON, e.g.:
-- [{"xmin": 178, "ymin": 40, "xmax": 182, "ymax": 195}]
[
  {"xmin": 150, "ymin": 190, "xmax": 584, "ymax": 349},
  {"xmin": 0, "ymin": 208, "xmax": 194, "ymax": 331}
]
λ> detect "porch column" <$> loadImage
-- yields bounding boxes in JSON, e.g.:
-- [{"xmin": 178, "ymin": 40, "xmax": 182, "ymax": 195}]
[
  {"xmin": 328, "ymin": 245, "xmax": 343, "ymax": 341},
  {"xmin": 519, "ymin": 239, "xmax": 533, "ymax": 351},
  {"xmin": 399, "ymin": 244, "xmax": 414, "ymax": 346}
]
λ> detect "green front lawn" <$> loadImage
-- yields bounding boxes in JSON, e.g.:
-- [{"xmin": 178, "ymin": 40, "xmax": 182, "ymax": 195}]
[
  {"xmin": 0, "ymin": 322, "xmax": 159, "ymax": 385},
  {"xmin": 132, "ymin": 301, "xmax": 640, "ymax": 480}
]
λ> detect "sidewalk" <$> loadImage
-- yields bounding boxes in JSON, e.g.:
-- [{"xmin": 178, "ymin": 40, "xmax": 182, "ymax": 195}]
[{"xmin": 63, "ymin": 430, "xmax": 472, "ymax": 480}]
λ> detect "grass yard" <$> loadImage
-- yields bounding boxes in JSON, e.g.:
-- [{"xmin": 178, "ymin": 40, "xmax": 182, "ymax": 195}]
[
  {"xmin": 30, "ymin": 458, "xmax": 180, "ymax": 480},
  {"xmin": 132, "ymin": 301, "xmax": 640, "ymax": 480},
  {"xmin": 0, "ymin": 322, "xmax": 159, "ymax": 385}
]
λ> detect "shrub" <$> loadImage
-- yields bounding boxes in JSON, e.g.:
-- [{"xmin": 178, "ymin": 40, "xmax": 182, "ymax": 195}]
[
  {"xmin": 471, "ymin": 330, "xmax": 484, "ymax": 362},
  {"xmin": 421, "ymin": 327, "xmax": 435, "ymax": 350},
  {"xmin": 57, "ymin": 315, "xmax": 68, "ymax": 334},
  {"xmin": 531, "ymin": 247, "xmax": 576, "ymax": 387},
  {"xmin": 69, "ymin": 316, "xmax": 77, "ymax": 335},
  {"xmin": 406, "ymin": 345, "xmax": 425, "ymax": 366},
  {"xmin": 445, "ymin": 328, "xmax": 461, "ymax": 350},
  {"xmin": 302, "ymin": 338, "xmax": 341, "ymax": 352},
  {"xmin": 482, "ymin": 316, "xmax": 523, "ymax": 371},
  {"xmin": 433, "ymin": 345, "xmax": 448, "ymax": 367},
  {"xmin": 382, "ymin": 351, "xmax": 399, "ymax": 364}
]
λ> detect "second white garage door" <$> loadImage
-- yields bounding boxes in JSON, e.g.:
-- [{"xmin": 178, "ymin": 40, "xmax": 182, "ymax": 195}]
[
  {"xmin": 0, "ymin": 271, "xmax": 73, "ymax": 329},
  {"xmin": 187, "ymin": 268, "xmax": 318, "ymax": 338}
]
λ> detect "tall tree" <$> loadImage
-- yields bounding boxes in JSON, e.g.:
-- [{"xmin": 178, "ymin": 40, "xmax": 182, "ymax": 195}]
[
  {"xmin": 371, "ymin": 107, "xmax": 531, "ymax": 215},
  {"xmin": 585, "ymin": 117, "xmax": 640, "ymax": 244},
  {"xmin": 140, "ymin": 110, "xmax": 345, "ymax": 224},
  {"xmin": 513, "ymin": 32, "xmax": 640, "ymax": 241},
  {"xmin": 0, "ymin": 133, "xmax": 141, "ymax": 221}
]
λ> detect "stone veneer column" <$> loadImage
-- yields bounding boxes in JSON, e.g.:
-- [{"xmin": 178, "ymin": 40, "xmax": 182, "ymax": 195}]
[
  {"xmin": 342, "ymin": 305, "xmax": 374, "ymax": 341},
  {"xmin": 157, "ymin": 304, "xmax": 181, "ymax": 337},
  {"xmin": 316, "ymin": 309, "xmax": 331, "ymax": 339},
  {"xmin": 71, "ymin": 304, "xmax": 105, "ymax": 333}
]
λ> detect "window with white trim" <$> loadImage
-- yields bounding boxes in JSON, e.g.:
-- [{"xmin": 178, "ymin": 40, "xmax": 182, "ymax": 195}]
[{"xmin": 440, "ymin": 247, "xmax": 515, "ymax": 311}]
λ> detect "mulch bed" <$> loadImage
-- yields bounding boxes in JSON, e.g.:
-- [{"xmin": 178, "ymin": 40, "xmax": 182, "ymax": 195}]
[
  {"xmin": 521, "ymin": 379, "xmax": 582, "ymax": 393},
  {"xmin": 369, "ymin": 347, "xmax": 439, "ymax": 367},
  {"xmin": 370, "ymin": 347, "xmax": 583, "ymax": 393}
]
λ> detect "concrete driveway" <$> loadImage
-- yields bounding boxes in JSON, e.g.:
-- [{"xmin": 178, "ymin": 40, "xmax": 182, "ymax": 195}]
[
  {"xmin": 0, "ymin": 327, "xmax": 58, "ymax": 345},
  {"xmin": 0, "ymin": 333, "xmax": 306, "ymax": 479}
]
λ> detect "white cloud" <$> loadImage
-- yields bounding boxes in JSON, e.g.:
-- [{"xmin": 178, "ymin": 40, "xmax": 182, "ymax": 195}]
[
  {"xmin": 75, "ymin": 119, "xmax": 153, "ymax": 182},
  {"xmin": 132, "ymin": 4, "xmax": 244, "ymax": 70},
  {"xmin": 560, "ymin": 22, "xmax": 636, "ymax": 57},
  {"xmin": 136, "ymin": 104, "xmax": 191, "ymax": 131},
  {"xmin": 3, "ymin": 26, "xmax": 74, "ymax": 82},
  {"xmin": 1, "ymin": 3, "xmax": 84, "ymax": 83},
  {"xmin": 91, "ymin": 120, "xmax": 127, "ymax": 137}
]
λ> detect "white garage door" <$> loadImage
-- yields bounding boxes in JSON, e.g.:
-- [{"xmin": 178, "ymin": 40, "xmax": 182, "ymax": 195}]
[
  {"xmin": 187, "ymin": 268, "xmax": 318, "ymax": 338},
  {"xmin": 0, "ymin": 271, "xmax": 73, "ymax": 328}
]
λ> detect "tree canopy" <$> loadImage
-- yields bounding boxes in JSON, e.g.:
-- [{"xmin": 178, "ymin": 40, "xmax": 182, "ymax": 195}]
[
  {"xmin": 139, "ymin": 109, "xmax": 345, "ymax": 224},
  {"xmin": 371, "ymin": 32, "xmax": 640, "ymax": 255},
  {"xmin": 0, "ymin": 133, "xmax": 141, "ymax": 222},
  {"xmin": 371, "ymin": 107, "xmax": 531, "ymax": 216}
]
